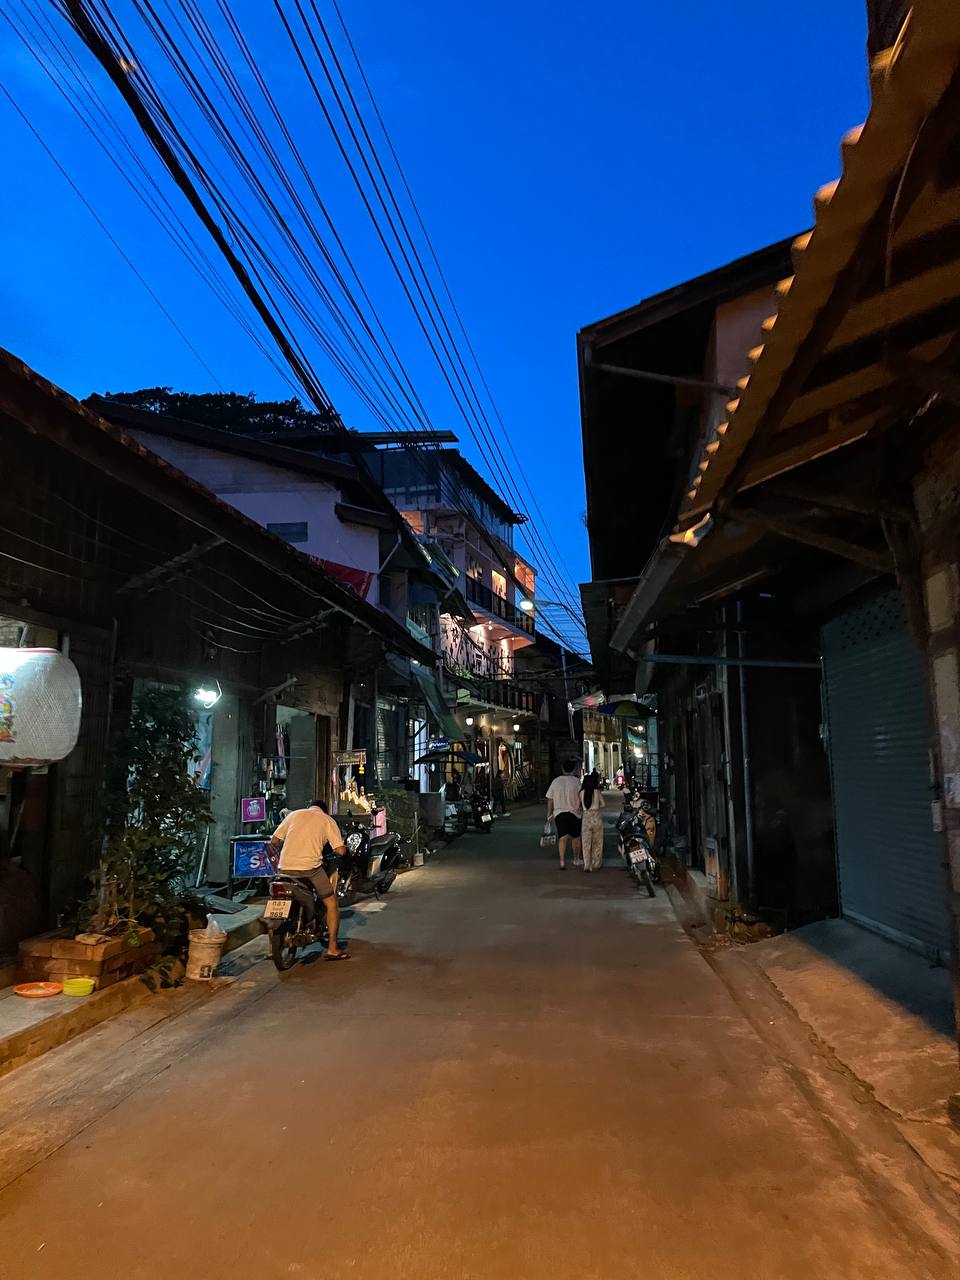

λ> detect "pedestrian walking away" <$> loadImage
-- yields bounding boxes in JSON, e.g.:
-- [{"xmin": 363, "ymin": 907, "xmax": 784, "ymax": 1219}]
[
  {"xmin": 545, "ymin": 759, "xmax": 583, "ymax": 870},
  {"xmin": 492, "ymin": 771, "xmax": 511, "ymax": 818},
  {"xmin": 580, "ymin": 772, "xmax": 605, "ymax": 871}
]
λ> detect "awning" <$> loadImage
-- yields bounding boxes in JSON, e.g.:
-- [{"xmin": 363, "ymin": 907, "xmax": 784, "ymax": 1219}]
[
  {"xmin": 677, "ymin": 1, "xmax": 960, "ymax": 526},
  {"xmin": 413, "ymin": 667, "xmax": 462, "ymax": 741},
  {"xmin": 413, "ymin": 747, "xmax": 482, "ymax": 766},
  {"xmin": 612, "ymin": 2, "xmax": 960, "ymax": 653}
]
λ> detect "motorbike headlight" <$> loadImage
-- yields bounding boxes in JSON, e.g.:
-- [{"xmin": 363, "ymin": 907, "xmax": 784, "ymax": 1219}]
[{"xmin": 345, "ymin": 832, "xmax": 363, "ymax": 852}]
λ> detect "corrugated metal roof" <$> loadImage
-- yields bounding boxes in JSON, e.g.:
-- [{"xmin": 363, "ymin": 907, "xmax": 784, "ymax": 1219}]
[{"xmin": 678, "ymin": 0, "xmax": 960, "ymax": 526}]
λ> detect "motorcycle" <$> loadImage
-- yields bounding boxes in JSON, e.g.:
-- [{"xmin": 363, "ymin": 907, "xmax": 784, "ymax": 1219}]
[
  {"xmin": 262, "ymin": 873, "xmax": 330, "ymax": 971},
  {"xmin": 337, "ymin": 813, "xmax": 405, "ymax": 905},
  {"xmin": 469, "ymin": 793, "xmax": 493, "ymax": 833},
  {"xmin": 616, "ymin": 800, "xmax": 660, "ymax": 897},
  {"xmin": 442, "ymin": 791, "xmax": 468, "ymax": 840},
  {"xmin": 624, "ymin": 830, "xmax": 658, "ymax": 897}
]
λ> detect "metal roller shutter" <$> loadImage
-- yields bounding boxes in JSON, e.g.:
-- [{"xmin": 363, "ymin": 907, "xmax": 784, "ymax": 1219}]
[{"xmin": 821, "ymin": 589, "xmax": 950, "ymax": 961}]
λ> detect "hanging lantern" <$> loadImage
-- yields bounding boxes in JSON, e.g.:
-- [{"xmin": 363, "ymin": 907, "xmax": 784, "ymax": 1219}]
[{"xmin": 0, "ymin": 649, "xmax": 83, "ymax": 767}]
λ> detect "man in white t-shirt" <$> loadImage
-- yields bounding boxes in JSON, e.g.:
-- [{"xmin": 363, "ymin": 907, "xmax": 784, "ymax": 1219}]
[
  {"xmin": 545, "ymin": 760, "xmax": 583, "ymax": 871},
  {"xmin": 271, "ymin": 800, "xmax": 349, "ymax": 961}
]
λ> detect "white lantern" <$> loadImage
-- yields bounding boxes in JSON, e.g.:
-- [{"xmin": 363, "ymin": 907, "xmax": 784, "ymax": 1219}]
[{"xmin": 0, "ymin": 649, "xmax": 83, "ymax": 767}]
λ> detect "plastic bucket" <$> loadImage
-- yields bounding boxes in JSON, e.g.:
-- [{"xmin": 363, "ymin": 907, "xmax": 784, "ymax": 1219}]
[
  {"xmin": 186, "ymin": 930, "xmax": 226, "ymax": 981},
  {"xmin": 62, "ymin": 976, "xmax": 96, "ymax": 997}
]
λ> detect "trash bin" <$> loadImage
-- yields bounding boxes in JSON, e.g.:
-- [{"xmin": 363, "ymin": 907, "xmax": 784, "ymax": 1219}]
[{"xmin": 186, "ymin": 923, "xmax": 227, "ymax": 980}]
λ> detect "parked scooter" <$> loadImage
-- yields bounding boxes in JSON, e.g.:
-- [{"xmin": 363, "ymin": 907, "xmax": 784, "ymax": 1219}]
[
  {"xmin": 469, "ymin": 793, "xmax": 493, "ymax": 833},
  {"xmin": 616, "ymin": 798, "xmax": 660, "ymax": 896},
  {"xmin": 624, "ymin": 828, "xmax": 658, "ymax": 897},
  {"xmin": 441, "ymin": 784, "xmax": 469, "ymax": 841},
  {"xmin": 263, "ymin": 873, "xmax": 330, "ymax": 971},
  {"xmin": 337, "ymin": 811, "xmax": 405, "ymax": 905}
]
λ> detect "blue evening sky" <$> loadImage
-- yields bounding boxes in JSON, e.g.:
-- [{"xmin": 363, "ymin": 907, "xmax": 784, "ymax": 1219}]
[{"xmin": 0, "ymin": 1, "xmax": 869, "ymax": 604}]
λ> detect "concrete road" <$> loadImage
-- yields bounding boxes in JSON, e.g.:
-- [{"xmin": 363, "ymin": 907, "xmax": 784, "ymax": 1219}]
[{"xmin": 0, "ymin": 809, "xmax": 954, "ymax": 1279}]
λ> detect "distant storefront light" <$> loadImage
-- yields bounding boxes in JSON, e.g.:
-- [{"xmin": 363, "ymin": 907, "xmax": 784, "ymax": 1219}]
[{"xmin": 465, "ymin": 716, "xmax": 474, "ymax": 726}]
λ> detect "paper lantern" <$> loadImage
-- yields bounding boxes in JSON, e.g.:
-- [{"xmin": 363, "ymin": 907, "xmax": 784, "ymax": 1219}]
[{"xmin": 0, "ymin": 648, "xmax": 82, "ymax": 767}]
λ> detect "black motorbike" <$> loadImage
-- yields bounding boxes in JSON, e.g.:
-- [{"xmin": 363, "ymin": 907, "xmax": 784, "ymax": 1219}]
[
  {"xmin": 263, "ymin": 873, "xmax": 330, "ymax": 971},
  {"xmin": 336, "ymin": 815, "xmax": 405, "ymax": 905},
  {"xmin": 469, "ymin": 793, "xmax": 493, "ymax": 833},
  {"xmin": 624, "ymin": 829, "xmax": 658, "ymax": 897},
  {"xmin": 616, "ymin": 801, "xmax": 660, "ymax": 897}
]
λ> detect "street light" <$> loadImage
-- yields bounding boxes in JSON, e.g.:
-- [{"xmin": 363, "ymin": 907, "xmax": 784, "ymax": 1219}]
[{"xmin": 519, "ymin": 596, "xmax": 585, "ymax": 629}]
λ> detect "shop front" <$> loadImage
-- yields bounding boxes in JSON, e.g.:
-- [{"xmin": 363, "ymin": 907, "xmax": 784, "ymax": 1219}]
[{"xmin": 822, "ymin": 588, "xmax": 949, "ymax": 962}]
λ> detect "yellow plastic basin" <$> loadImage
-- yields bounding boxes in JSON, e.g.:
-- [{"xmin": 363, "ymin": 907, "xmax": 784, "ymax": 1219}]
[{"xmin": 61, "ymin": 977, "xmax": 96, "ymax": 998}]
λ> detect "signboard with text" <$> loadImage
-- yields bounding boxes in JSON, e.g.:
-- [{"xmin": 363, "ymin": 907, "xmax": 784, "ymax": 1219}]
[
  {"xmin": 334, "ymin": 749, "xmax": 366, "ymax": 767},
  {"xmin": 231, "ymin": 837, "xmax": 278, "ymax": 879},
  {"xmin": 241, "ymin": 796, "xmax": 267, "ymax": 823}
]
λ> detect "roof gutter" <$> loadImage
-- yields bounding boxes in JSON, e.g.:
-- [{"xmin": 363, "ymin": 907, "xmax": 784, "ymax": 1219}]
[{"xmin": 609, "ymin": 514, "xmax": 714, "ymax": 653}]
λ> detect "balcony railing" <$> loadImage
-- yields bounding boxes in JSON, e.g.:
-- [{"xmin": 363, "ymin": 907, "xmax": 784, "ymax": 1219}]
[
  {"xmin": 465, "ymin": 577, "xmax": 534, "ymax": 635},
  {"xmin": 478, "ymin": 680, "xmax": 537, "ymax": 714}
]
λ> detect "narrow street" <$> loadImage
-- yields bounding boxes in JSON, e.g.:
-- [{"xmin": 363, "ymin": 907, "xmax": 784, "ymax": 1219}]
[{"xmin": 0, "ymin": 806, "xmax": 952, "ymax": 1280}]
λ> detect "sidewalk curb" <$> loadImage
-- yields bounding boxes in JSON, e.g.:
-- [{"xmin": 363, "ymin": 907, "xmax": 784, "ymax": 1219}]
[
  {"xmin": 664, "ymin": 883, "xmax": 960, "ymax": 1266},
  {"xmin": 0, "ymin": 974, "xmax": 153, "ymax": 1080},
  {"xmin": 0, "ymin": 915, "xmax": 263, "ymax": 1080}
]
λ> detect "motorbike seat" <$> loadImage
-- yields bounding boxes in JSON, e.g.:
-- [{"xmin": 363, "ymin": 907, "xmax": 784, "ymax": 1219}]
[{"xmin": 369, "ymin": 833, "xmax": 397, "ymax": 849}]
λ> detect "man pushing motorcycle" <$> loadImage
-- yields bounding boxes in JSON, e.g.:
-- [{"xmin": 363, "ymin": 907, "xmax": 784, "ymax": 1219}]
[{"xmin": 270, "ymin": 800, "xmax": 350, "ymax": 961}]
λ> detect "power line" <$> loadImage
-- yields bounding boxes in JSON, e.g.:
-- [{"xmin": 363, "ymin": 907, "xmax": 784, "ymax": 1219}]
[
  {"xmin": 57, "ymin": 0, "xmax": 340, "ymax": 418},
  {"xmin": 0, "ymin": 71, "xmax": 223, "ymax": 387},
  {"xmin": 46, "ymin": 0, "xmax": 588, "ymax": 651},
  {"xmin": 301, "ymin": 1, "xmax": 586, "ymax": 620}
]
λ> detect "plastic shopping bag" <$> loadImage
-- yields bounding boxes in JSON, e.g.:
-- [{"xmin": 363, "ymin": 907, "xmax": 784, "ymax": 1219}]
[{"xmin": 540, "ymin": 820, "xmax": 557, "ymax": 849}]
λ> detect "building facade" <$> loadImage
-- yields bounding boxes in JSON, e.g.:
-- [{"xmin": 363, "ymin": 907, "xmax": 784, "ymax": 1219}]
[
  {"xmin": 0, "ymin": 354, "xmax": 432, "ymax": 950},
  {"xmin": 581, "ymin": 5, "xmax": 960, "ymax": 1064}
]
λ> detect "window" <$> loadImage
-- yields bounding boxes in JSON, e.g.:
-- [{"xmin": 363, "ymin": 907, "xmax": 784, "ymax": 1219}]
[{"xmin": 267, "ymin": 521, "xmax": 308, "ymax": 545}]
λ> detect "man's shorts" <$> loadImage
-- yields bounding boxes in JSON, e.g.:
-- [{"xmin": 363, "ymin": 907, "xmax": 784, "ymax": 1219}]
[
  {"xmin": 555, "ymin": 812, "xmax": 582, "ymax": 839},
  {"xmin": 281, "ymin": 865, "xmax": 334, "ymax": 900}
]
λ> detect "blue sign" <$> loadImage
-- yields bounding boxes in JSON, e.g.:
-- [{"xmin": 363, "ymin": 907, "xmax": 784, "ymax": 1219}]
[
  {"xmin": 427, "ymin": 737, "xmax": 451, "ymax": 753},
  {"xmin": 231, "ymin": 837, "xmax": 278, "ymax": 879}
]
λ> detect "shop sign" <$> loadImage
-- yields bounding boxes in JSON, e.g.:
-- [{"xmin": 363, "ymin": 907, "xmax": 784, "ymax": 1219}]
[
  {"xmin": 241, "ymin": 796, "xmax": 267, "ymax": 823},
  {"xmin": 335, "ymin": 749, "xmax": 366, "ymax": 766},
  {"xmin": 231, "ymin": 837, "xmax": 278, "ymax": 878},
  {"xmin": 427, "ymin": 737, "xmax": 450, "ymax": 754}
]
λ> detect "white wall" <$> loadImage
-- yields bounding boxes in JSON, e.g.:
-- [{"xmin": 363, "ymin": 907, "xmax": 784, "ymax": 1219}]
[{"xmin": 131, "ymin": 431, "xmax": 381, "ymax": 575}]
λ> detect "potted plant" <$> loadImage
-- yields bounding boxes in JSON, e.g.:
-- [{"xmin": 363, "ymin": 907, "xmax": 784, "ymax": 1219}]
[{"xmin": 18, "ymin": 686, "xmax": 211, "ymax": 987}]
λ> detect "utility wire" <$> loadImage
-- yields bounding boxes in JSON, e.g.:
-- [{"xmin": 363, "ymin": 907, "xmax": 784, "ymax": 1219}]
[
  {"xmin": 0, "ymin": 74, "xmax": 222, "ymax": 387},
  {"xmin": 291, "ymin": 0, "xmax": 585, "ymax": 618},
  {"xmin": 329, "ymin": 0, "xmax": 583, "ymax": 611},
  {"xmin": 48, "ymin": 0, "xmax": 587, "ymax": 652}
]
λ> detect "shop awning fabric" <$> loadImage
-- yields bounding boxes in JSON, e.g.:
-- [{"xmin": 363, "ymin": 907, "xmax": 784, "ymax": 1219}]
[
  {"xmin": 612, "ymin": 1, "xmax": 960, "ymax": 653},
  {"xmin": 413, "ymin": 747, "xmax": 482, "ymax": 766},
  {"xmin": 413, "ymin": 667, "xmax": 462, "ymax": 741}
]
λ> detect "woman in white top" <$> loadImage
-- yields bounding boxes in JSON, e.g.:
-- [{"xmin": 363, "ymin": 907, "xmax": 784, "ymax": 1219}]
[{"xmin": 580, "ymin": 771, "xmax": 606, "ymax": 872}]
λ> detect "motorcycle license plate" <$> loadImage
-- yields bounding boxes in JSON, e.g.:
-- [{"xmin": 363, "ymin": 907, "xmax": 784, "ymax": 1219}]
[
  {"xmin": 481, "ymin": 813, "xmax": 492, "ymax": 823},
  {"xmin": 628, "ymin": 849, "xmax": 646, "ymax": 865},
  {"xmin": 263, "ymin": 899, "xmax": 292, "ymax": 920}
]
